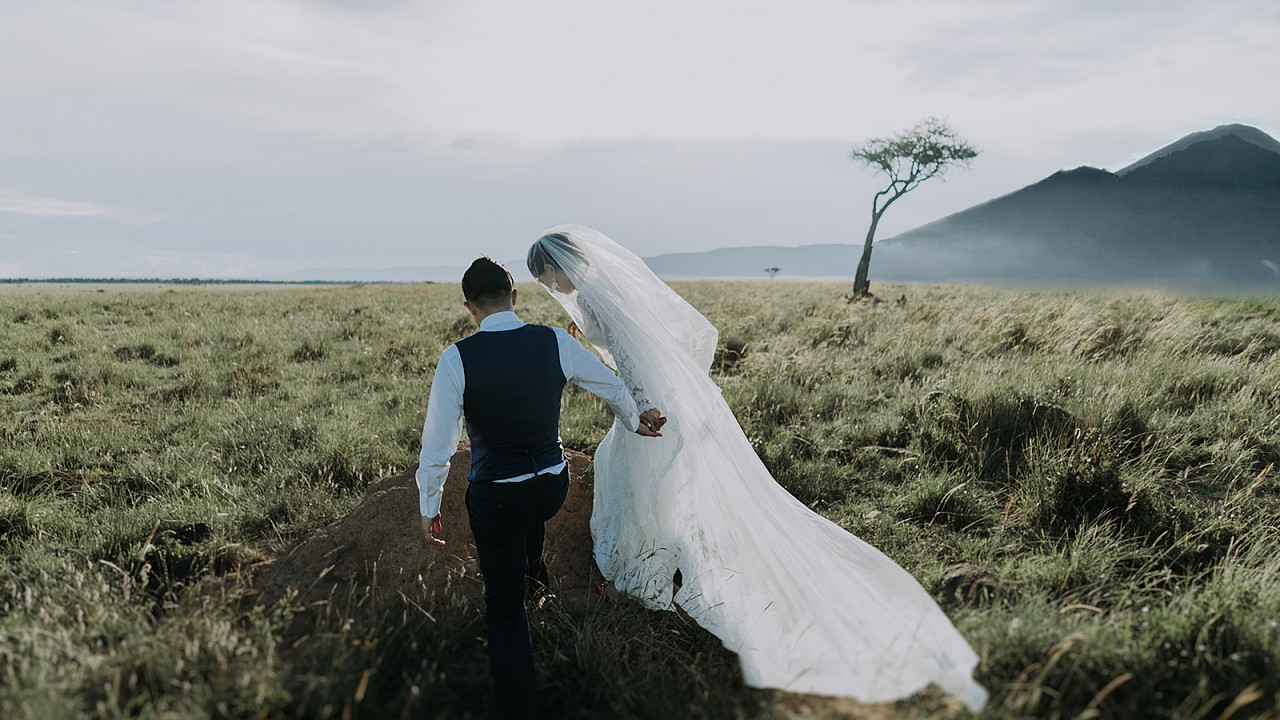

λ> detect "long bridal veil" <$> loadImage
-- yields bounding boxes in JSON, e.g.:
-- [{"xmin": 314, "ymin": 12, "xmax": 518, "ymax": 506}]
[{"xmin": 530, "ymin": 224, "xmax": 988, "ymax": 711}]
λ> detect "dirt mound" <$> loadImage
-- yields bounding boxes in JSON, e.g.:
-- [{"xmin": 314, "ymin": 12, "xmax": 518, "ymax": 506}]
[
  {"xmin": 252, "ymin": 447, "xmax": 602, "ymax": 617},
  {"xmin": 245, "ymin": 449, "xmax": 892, "ymax": 718}
]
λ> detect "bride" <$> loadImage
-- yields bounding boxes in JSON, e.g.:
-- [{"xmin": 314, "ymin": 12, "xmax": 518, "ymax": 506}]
[{"xmin": 526, "ymin": 225, "xmax": 988, "ymax": 711}]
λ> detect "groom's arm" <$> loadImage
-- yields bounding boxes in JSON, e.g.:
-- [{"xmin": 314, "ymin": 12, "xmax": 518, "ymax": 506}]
[
  {"xmin": 555, "ymin": 329, "xmax": 642, "ymax": 433},
  {"xmin": 415, "ymin": 345, "xmax": 465, "ymax": 537}
]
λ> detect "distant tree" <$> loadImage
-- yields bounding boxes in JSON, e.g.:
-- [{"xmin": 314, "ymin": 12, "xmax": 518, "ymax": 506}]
[
  {"xmin": 849, "ymin": 118, "xmax": 977, "ymax": 298},
  {"xmin": 764, "ymin": 267, "xmax": 781, "ymax": 279}
]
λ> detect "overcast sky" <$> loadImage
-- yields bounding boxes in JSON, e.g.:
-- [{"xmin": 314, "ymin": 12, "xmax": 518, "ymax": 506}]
[{"xmin": 1, "ymin": 0, "xmax": 1277, "ymax": 279}]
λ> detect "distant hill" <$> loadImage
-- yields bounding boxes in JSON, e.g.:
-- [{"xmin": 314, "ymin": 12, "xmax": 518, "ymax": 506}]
[
  {"xmin": 641, "ymin": 125, "xmax": 1280, "ymax": 286},
  {"xmin": 277, "ymin": 266, "xmax": 466, "ymax": 283},
  {"xmin": 278, "ymin": 257, "xmax": 529, "ymax": 283},
  {"xmin": 643, "ymin": 244, "xmax": 853, "ymax": 279}
]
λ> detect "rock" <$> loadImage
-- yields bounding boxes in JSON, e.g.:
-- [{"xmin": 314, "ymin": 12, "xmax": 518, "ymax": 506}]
[{"xmin": 938, "ymin": 563, "xmax": 1010, "ymax": 607}]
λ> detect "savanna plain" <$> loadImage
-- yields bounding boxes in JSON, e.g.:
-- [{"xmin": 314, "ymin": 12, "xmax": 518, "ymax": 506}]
[{"xmin": 1, "ymin": 280, "xmax": 1278, "ymax": 720}]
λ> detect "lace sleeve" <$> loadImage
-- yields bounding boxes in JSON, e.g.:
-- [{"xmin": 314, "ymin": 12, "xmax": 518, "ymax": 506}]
[{"xmin": 580, "ymin": 298, "xmax": 655, "ymax": 414}]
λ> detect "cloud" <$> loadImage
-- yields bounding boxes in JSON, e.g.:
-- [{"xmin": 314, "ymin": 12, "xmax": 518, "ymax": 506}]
[
  {"xmin": 4, "ymin": 0, "xmax": 1275, "ymax": 155},
  {"xmin": 0, "ymin": 193, "xmax": 112, "ymax": 218},
  {"xmin": 0, "ymin": 0, "xmax": 1276, "ymax": 279}
]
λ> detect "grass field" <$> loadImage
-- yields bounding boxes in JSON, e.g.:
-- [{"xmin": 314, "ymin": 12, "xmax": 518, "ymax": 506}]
[{"xmin": 1, "ymin": 281, "xmax": 1278, "ymax": 719}]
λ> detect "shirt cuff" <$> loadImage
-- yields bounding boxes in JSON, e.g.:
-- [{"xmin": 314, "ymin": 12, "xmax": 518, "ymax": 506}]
[
  {"xmin": 620, "ymin": 412, "xmax": 641, "ymax": 433},
  {"xmin": 420, "ymin": 490, "xmax": 442, "ymax": 518}
]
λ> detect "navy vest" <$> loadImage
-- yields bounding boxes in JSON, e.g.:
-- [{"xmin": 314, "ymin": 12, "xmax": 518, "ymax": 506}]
[{"xmin": 455, "ymin": 323, "xmax": 567, "ymax": 482}]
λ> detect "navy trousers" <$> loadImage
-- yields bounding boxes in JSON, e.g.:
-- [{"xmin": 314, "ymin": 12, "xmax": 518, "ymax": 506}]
[{"xmin": 465, "ymin": 466, "xmax": 569, "ymax": 720}]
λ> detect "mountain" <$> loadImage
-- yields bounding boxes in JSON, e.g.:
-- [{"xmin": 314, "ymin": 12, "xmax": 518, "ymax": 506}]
[
  {"xmin": 1119, "ymin": 123, "xmax": 1280, "ymax": 173},
  {"xmin": 1120, "ymin": 133, "xmax": 1280, "ymax": 190},
  {"xmin": 642, "ymin": 125, "xmax": 1280, "ymax": 286},
  {"xmin": 872, "ymin": 125, "xmax": 1280, "ymax": 284}
]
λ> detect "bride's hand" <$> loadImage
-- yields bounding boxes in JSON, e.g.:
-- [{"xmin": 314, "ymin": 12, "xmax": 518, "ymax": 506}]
[
  {"xmin": 567, "ymin": 321, "xmax": 580, "ymax": 338},
  {"xmin": 635, "ymin": 422, "xmax": 662, "ymax": 437},
  {"xmin": 639, "ymin": 408, "xmax": 667, "ymax": 436}
]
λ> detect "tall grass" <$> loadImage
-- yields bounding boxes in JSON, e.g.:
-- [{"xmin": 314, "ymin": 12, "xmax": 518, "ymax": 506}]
[{"xmin": 1, "ymin": 282, "xmax": 1277, "ymax": 719}]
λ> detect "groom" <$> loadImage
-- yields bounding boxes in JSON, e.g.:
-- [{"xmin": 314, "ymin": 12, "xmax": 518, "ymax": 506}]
[{"xmin": 415, "ymin": 256, "xmax": 662, "ymax": 719}]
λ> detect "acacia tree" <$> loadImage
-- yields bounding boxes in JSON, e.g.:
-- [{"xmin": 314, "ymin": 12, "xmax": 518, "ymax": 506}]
[{"xmin": 849, "ymin": 118, "xmax": 977, "ymax": 298}]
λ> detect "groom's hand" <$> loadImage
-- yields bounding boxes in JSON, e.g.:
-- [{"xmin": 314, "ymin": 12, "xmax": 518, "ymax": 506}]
[{"xmin": 421, "ymin": 514, "xmax": 445, "ymax": 546}]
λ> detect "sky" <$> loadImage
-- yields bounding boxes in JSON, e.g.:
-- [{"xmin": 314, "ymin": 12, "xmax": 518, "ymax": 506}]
[{"xmin": 1, "ymin": 0, "xmax": 1277, "ymax": 279}]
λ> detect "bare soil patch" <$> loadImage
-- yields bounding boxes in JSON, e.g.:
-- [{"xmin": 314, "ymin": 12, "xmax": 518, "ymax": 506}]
[{"xmin": 250, "ymin": 446, "xmax": 602, "ymax": 622}]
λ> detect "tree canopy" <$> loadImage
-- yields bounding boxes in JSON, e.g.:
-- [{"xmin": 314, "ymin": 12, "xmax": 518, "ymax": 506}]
[{"xmin": 851, "ymin": 117, "xmax": 978, "ymax": 206}]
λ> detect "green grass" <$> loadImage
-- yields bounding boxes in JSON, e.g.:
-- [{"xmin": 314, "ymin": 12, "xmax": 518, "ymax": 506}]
[{"xmin": 1, "ymin": 281, "xmax": 1278, "ymax": 719}]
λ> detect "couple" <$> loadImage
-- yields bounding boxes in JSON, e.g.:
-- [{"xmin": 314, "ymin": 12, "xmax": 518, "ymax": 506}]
[{"xmin": 415, "ymin": 225, "xmax": 987, "ymax": 719}]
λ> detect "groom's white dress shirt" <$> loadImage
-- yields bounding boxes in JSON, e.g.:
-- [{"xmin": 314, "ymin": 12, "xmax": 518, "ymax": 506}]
[{"xmin": 416, "ymin": 311, "xmax": 641, "ymax": 518}]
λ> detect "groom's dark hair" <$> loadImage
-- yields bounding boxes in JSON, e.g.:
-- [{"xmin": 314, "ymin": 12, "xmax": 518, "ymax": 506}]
[{"xmin": 461, "ymin": 256, "xmax": 514, "ymax": 308}]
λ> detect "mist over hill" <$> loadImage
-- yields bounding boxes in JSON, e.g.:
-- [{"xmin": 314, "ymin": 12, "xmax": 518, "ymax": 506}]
[
  {"xmin": 646, "ymin": 124, "xmax": 1280, "ymax": 288},
  {"xmin": 642, "ymin": 244, "xmax": 853, "ymax": 279}
]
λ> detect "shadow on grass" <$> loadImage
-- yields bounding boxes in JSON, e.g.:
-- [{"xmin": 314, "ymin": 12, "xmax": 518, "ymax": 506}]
[{"xmin": 275, "ymin": 587, "xmax": 774, "ymax": 720}]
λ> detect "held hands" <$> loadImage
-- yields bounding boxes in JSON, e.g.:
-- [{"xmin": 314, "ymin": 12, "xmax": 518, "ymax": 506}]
[
  {"xmin": 421, "ymin": 514, "xmax": 445, "ymax": 546},
  {"xmin": 567, "ymin": 321, "xmax": 580, "ymax": 338},
  {"xmin": 635, "ymin": 408, "xmax": 667, "ymax": 437}
]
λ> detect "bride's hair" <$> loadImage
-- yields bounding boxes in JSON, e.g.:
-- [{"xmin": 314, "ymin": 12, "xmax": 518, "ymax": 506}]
[
  {"xmin": 530, "ymin": 223, "xmax": 720, "ymax": 375},
  {"xmin": 527, "ymin": 232, "xmax": 586, "ymax": 278}
]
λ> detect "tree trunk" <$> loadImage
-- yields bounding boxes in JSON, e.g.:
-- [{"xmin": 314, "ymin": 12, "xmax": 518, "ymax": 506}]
[{"xmin": 853, "ymin": 212, "xmax": 882, "ymax": 297}]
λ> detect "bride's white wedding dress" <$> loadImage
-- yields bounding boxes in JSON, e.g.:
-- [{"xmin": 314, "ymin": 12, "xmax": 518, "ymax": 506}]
[{"xmin": 531, "ymin": 225, "xmax": 987, "ymax": 711}]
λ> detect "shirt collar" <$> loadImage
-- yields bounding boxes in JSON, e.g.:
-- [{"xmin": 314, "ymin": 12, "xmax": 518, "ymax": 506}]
[{"xmin": 478, "ymin": 311, "xmax": 525, "ymax": 332}]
